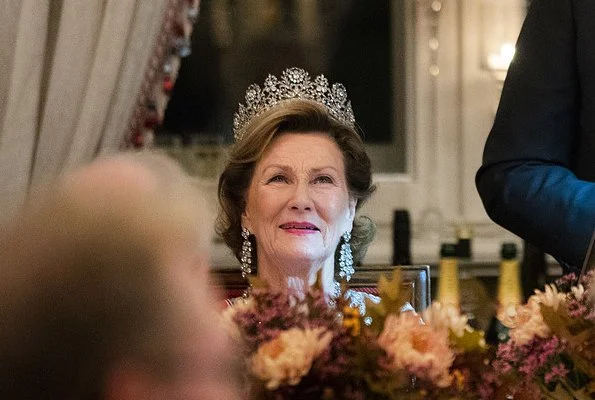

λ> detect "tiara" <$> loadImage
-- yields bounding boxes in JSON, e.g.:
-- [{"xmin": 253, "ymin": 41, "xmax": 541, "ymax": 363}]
[{"xmin": 233, "ymin": 67, "xmax": 356, "ymax": 142}]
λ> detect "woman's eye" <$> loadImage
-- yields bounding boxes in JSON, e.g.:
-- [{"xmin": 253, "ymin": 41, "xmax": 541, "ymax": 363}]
[
  {"xmin": 267, "ymin": 175, "xmax": 287, "ymax": 183},
  {"xmin": 314, "ymin": 175, "xmax": 333, "ymax": 184}
]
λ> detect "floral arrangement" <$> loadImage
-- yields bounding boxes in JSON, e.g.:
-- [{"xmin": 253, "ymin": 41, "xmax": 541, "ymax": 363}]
[
  {"xmin": 489, "ymin": 271, "xmax": 595, "ymax": 399},
  {"xmin": 222, "ymin": 271, "xmax": 492, "ymax": 399}
]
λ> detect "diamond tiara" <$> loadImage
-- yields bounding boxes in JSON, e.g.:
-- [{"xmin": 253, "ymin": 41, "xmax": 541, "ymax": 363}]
[{"xmin": 233, "ymin": 67, "xmax": 356, "ymax": 142}]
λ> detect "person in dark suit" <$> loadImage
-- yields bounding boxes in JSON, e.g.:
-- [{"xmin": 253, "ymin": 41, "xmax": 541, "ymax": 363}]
[{"xmin": 476, "ymin": 0, "xmax": 595, "ymax": 272}]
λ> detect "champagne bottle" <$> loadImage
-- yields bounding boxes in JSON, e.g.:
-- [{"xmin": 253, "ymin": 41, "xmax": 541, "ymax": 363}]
[
  {"xmin": 498, "ymin": 243, "xmax": 523, "ymax": 313},
  {"xmin": 456, "ymin": 224, "xmax": 473, "ymax": 260},
  {"xmin": 487, "ymin": 242, "xmax": 522, "ymax": 344},
  {"xmin": 437, "ymin": 243, "xmax": 460, "ymax": 309},
  {"xmin": 392, "ymin": 209, "xmax": 412, "ymax": 265}
]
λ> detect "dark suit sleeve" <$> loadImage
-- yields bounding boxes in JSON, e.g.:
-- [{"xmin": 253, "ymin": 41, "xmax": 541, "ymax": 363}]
[{"xmin": 476, "ymin": 0, "xmax": 595, "ymax": 270}]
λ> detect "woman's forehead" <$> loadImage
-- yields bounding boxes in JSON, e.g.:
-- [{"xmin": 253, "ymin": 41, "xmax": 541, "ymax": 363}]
[{"xmin": 259, "ymin": 132, "xmax": 343, "ymax": 165}]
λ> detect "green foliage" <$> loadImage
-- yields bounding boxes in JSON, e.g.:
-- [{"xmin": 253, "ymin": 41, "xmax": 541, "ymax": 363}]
[
  {"xmin": 247, "ymin": 275, "xmax": 270, "ymax": 290},
  {"xmin": 449, "ymin": 327, "xmax": 487, "ymax": 353},
  {"xmin": 365, "ymin": 269, "xmax": 411, "ymax": 333},
  {"xmin": 541, "ymin": 304, "xmax": 595, "ymax": 386}
]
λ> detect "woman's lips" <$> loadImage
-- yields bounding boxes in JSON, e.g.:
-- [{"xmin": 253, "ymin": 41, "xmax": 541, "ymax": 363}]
[{"xmin": 279, "ymin": 222, "xmax": 319, "ymax": 234}]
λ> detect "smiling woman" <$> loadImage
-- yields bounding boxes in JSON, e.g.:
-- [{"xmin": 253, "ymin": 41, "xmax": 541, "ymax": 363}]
[{"xmin": 216, "ymin": 68, "xmax": 377, "ymax": 311}]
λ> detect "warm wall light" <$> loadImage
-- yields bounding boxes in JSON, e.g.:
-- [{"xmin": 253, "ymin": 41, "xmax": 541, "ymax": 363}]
[
  {"xmin": 480, "ymin": 0, "xmax": 526, "ymax": 82},
  {"xmin": 487, "ymin": 42, "xmax": 515, "ymax": 71}
]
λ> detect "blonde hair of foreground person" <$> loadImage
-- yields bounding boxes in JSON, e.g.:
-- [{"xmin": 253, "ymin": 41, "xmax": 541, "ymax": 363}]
[{"xmin": 0, "ymin": 151, "xmax": 240, "ymax": 400}]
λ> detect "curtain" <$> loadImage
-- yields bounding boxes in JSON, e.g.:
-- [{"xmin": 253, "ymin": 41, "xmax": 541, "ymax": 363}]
[{"xmin": 0, "ymin": 0, "xmax": 189, "ymax": 223}]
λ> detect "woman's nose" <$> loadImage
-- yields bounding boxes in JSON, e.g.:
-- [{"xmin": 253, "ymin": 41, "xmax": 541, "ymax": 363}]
[{"xmin": 288, "ymin": 182, "xmax": 313, "ymax": 211}]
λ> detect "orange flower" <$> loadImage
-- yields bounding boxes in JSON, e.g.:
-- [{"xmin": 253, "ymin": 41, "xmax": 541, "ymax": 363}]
[
  {"xmin": 378, "ymin": 312, "xmax": 454, "ymax": 388},
  {"xmin": 342, "ymin": 305, "xmax": 361, "ymax": 336}
]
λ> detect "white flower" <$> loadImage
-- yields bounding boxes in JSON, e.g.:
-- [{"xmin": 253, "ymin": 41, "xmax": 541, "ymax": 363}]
[
  {"xmin": 506, "ymin": 301, "xmax": 550, "ymax": 345},
  {"xmin": 250, "ymin": 327, "xmax": 333, "ymax": 390},
  {"xmin": 571, "ymin": 283, "xmax": 585, "ymax": 301},
  {"xmin": 422, "ymin": 301, "xmax": 469, "ymax": 337},
  {"xmin": 221, "ymin": 297, "xmax": 255, "ymax": 342},
  {"xmin": 532, "ymin": 284, "xmax": 566, "ymax": 310},
  {"xmin": 501, "ymin": 284, "xmax": 565, "ymax": 345},
  {"xmin": 378, "ymin": 313, "xmax": 454, "ymax": 388}
]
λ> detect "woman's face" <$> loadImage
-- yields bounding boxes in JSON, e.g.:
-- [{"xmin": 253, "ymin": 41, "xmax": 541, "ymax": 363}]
[{"xmin": 242, "ymin": 132, "xmax": 356, "ymax": 271}]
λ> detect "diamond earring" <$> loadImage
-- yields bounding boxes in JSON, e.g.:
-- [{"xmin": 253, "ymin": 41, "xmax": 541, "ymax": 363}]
[
  {"xmin": 339, "ymin": 231, "xmax": 354, "ymax": 281},
  {"xmin": 240, "ymin": 227, "xmax": 253, "ymax": 279}
]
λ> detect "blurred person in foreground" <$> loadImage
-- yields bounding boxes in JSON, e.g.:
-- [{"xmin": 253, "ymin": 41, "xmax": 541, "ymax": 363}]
[
  {"xmin": 476, "ymin": 0, "xmax": 595, "ymax": 273},
  {"xmin": 0, "ymin": 152, "xmax": 240, "ymax": 400}
]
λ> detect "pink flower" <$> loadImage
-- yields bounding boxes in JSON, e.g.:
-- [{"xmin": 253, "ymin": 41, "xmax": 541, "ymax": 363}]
[
  {"xmin": 502, "ymin": 284, "xmax": 565, "ymax": 345},
  {"xmin": 377, "ymin": 312, "xmax": 454, "ymax": 387},
  {"xmin": 544, "ymin": 362, "xmax": 569, "ymax": 385},
  {"xmin": 506, "ymin": 300, "xmax": 550, "ymax": 345},
  {"xmin": 251, "ymin": 327, "xmax": 333, "ymax": 390},
  {"xmin": 494, "ymin": 335, "xmax": 566, "ymax": 387}
]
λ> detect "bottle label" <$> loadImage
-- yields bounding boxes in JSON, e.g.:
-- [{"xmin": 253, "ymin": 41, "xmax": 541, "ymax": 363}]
[
  {"xmin": 437, "ymin": 258, "xmax": 460, "ymax": 309},
  {"xmin": 497, "ymin": 259, "xmax": 522, "ymax": 313}
]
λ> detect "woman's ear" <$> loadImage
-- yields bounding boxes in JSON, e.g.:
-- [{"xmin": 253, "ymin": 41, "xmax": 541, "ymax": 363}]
[
  {"xmin": 342, "ymin": 197, "xmax": 357, "ymax": 234},
  {"xmin": 241, "ymin": 212, "xmax": 251, "ymax": 232},
  {"xmin": 347, "ymin": 197, "xmax": 357, "ymax": 223}
]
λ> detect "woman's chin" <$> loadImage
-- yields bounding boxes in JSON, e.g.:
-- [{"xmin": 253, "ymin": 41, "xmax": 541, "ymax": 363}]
[
  {"xmin": 278, "ymin": 232, "xmax": 321, "ymax": 247},
  {"xmin": 270, "ymin": 253, "xmax": 327, "ymax": 270},
  {"xmin": 273, "ymin": 236, "xmax": 328, "ymax": 259}
]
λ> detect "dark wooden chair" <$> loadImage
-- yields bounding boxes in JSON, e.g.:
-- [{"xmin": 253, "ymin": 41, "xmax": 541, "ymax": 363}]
[{"xmin": 211, "ymin": 265, "xmax": 431, "ymax": 313}]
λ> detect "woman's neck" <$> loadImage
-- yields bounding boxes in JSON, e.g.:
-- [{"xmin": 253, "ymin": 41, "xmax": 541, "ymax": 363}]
[{"xmin": 257, "ymin": 257, "xmax": 336, "ymax": 298}]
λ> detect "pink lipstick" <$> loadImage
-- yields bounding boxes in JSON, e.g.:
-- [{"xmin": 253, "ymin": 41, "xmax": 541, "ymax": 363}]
[{"xmin": 279, "ymin": 222, "xmax": 319, "ymax": 234}]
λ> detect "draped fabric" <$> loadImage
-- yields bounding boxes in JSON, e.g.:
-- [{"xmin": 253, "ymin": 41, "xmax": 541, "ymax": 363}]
[{"xmin": 0, "ymin": 0, "xmax": 177, "ymax": 223}]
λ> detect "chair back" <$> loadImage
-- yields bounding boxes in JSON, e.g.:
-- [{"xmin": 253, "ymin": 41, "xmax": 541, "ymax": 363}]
[{"xmin": 348, "ymin": 265, "xmax": 431, "ymax": 313}]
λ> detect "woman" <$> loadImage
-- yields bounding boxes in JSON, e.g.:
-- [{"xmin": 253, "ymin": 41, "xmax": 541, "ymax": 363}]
[{"xmin": 217, "ymin": 67, "xmax": 376, "ymax": 311}]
